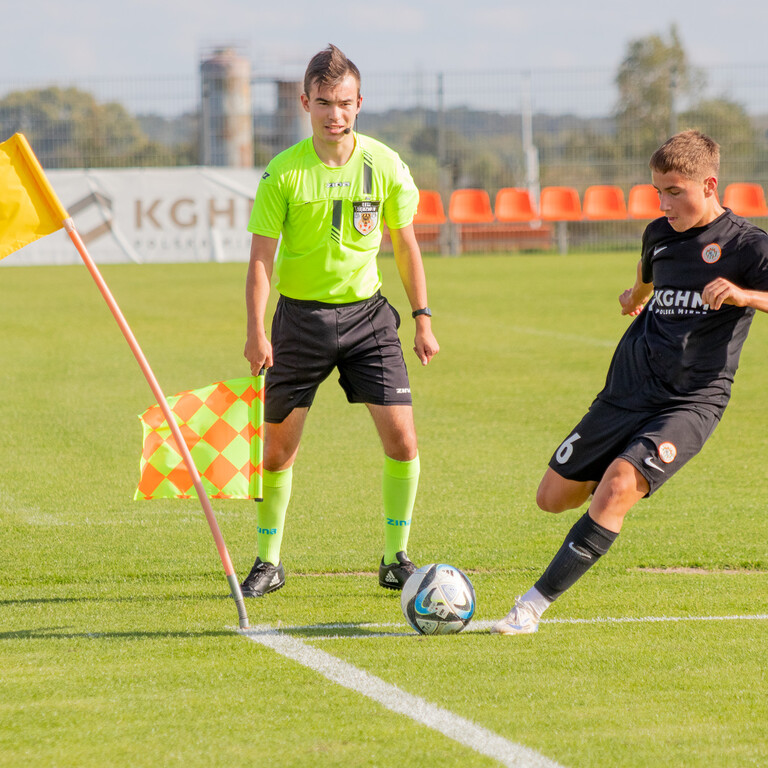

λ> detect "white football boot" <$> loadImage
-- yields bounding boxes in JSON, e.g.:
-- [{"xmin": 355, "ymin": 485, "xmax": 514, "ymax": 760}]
[{"xmin": 491, "ymin": 596, "xmax": 540, "ymax": 635}]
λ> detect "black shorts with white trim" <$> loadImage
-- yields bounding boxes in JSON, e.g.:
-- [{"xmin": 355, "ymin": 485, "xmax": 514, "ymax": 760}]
[
  {"xmin": 548, "ymin": 398, "xmax": 720, "ymax": 496},
  {"xmin": 265, "ymin": 291, "xmax": 412, "ymax": 423}
]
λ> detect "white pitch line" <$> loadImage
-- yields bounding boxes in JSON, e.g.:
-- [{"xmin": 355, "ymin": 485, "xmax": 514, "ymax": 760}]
[
  {"xmin": 263, "ymin": 613, "xmax": 768, "ymax": 640},
  {"xmin": 237, "ymin": 625, "xmax": 565, "ymax": 768},
  {"xmin": 535, "ymin": 613, "xmax": 768, "ymax": 626}
]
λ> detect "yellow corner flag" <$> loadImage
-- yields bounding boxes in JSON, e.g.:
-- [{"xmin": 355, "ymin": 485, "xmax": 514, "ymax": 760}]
[{"xmin": 0, "ymin": 133, "xmax": 69, "ymax": 260}]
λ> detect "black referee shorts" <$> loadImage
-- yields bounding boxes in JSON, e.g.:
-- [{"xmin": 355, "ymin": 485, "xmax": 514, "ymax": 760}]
[
  {"xmin": 548, "ymin": 398, "xmax": 721, "ymax": 496},
  {"xmin": 265, "ymin": 291, "xmax": 412, "ymax": 423}
]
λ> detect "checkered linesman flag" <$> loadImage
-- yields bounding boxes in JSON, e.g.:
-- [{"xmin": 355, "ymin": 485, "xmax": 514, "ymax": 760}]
[{"xmin": 136, "ymin": 376, "xmax": 264, "ymax": 500}]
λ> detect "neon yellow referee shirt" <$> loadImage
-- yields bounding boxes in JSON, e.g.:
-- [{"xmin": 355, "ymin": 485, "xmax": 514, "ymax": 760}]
[{"xmin": 247, "ymin": 134, "xmax": 418, "ymax": 303}]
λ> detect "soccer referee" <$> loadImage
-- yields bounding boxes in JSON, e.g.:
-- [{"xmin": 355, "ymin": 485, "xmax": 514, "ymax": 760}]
[{"xmin": 240, "ymin": 44, "xmax": 439, "ymax": 597}]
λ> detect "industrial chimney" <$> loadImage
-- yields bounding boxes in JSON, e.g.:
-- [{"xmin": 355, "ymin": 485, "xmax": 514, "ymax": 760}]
[{"xmin": 200, "ymin": 47, "xmax": 253, "ymax": 167}]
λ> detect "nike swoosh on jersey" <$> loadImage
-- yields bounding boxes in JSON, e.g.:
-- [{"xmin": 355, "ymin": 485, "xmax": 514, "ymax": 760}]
[
  {"xmin": 653, "ymin": 245, "xmax": 668, "ymax": 256},
  {"xmin": 644, "ymin": 456, "xmax": 665, "ymax": 472}
]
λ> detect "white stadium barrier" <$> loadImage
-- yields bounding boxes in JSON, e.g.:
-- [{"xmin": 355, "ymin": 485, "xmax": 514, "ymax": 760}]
[{"xmin": 2, "ymin": 166, "xmax": 265, "ymax": 267}]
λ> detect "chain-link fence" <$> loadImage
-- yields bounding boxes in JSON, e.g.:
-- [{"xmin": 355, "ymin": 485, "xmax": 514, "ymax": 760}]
[{"xmin": 2, "ymin": 59, "xmax": 768, "ymax": 252}]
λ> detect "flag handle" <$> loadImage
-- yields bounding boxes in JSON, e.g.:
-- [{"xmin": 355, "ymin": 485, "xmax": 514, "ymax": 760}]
[
  {"xmin": 63, "ymin": 219, "xmax": 249, "ymax": 629},
  {"xmin": 254, "ymin": 367, "xmax": 266, "ymax": 503}
]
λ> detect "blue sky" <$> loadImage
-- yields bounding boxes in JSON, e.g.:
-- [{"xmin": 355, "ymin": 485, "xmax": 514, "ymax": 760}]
[{"xmin": 5, "ymin": 0, "xmax": 768, "ymax": 84}]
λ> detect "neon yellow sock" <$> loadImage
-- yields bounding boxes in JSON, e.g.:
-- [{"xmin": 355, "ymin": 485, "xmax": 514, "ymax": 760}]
[
  {"xmin": 257, "ymin": 467, "xmax": 292, "ymax": 566},
  {"xmin": 382, "ymin": 454, "xmax": 420, "ymax": 564}
]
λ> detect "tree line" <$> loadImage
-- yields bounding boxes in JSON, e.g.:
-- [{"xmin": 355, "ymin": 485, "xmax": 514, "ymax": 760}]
[{"xmin": 1, "ymin": 27, "xmax": 765, "ymax": 191}]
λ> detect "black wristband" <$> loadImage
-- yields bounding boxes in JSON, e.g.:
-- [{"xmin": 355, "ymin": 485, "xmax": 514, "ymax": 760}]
[{"xmin": 412, "ymin": 307, "xmax": 432, "ymax": 318}]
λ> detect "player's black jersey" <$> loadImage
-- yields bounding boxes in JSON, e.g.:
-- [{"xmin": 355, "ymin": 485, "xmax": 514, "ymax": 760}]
[{"xmin": 599, "ymin": 209, "xmax": 768, "ymax": 414}]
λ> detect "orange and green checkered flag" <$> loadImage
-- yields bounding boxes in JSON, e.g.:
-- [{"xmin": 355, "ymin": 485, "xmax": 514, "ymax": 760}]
[{"xmin": 136, "ymin": 376, "xmax": 264, "ymax": 500}]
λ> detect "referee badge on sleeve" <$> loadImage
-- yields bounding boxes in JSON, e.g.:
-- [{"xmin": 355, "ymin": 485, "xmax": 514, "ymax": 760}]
[{"xmin": 353, "ymin": 201, "xmax": 380, "ymax": 235}]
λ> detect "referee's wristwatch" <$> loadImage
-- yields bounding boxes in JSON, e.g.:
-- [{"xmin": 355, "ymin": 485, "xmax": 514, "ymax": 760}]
[{"xmin": 412, "ymin": 307, "xmax": 432, "ymax": 318}]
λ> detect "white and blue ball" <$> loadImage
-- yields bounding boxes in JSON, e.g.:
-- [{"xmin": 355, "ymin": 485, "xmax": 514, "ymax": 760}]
[{"xmin": 401, "ymin": 563, "xmax": 476, "ymax": 635}]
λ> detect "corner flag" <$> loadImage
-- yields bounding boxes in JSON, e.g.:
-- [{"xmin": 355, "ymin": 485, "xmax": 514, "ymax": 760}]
[
  {"xmin": 0, "ymin": 133, "xmax": 250, "ymax": 628},
  {"xmin": 0, "ymin": 133, "xmax": 69, "ymax": 259}
]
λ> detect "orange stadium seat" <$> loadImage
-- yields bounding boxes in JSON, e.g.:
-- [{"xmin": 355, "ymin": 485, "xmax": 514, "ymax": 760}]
[
  {"xmin": 413, "ymin": 189, "xmax": 447, "ymax": 224},
  {"xmin": 582, "ymin": 185, "xmax": 627, "ymax": 220},
  {"xmin": 722, "ymin": 183, "xmax": 768, "ymax": 218},
  {"xmin": 539, "ymin": 186, "xmax": 581, "ymax": 221},
  {"xmin": 627, "ymin": 184, "xmax": 663, "ymax": 219},
  {"xmin": 494, "ymin": 187, "xmax": 537, "ymax": 222},
  {"xmin": 448, "ymin": 188, "xmax": 495, "ymax": 223}
]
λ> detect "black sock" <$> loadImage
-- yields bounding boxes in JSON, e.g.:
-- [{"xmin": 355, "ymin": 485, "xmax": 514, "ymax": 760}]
[{"xmin": 534, "ymin": 511, "xmax": 619, "ymax": 602}]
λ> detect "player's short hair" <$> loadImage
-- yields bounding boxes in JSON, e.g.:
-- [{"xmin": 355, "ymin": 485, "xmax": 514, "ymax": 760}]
[
  {"xmin": 649, "ymin": 130, "xmax": 720, "ymax": 180},
  {"xmin": 304, "ymin": 44, "xmax": 361, "ymax": 97}
]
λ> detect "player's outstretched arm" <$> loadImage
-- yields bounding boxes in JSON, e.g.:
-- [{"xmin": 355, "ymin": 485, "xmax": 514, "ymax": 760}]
[
  {"xmin": 619, "ymin": 259, "xmax": 654, "ymax": 316},
  {"xmin": 702, "ymin": 278, "xmax": 768, "ymax": 313},
  {"xmin": 390, "ymin": 224, "xmax": 439, "ymax": 366},
  {"xmin": 244, "ymin": 234, "xmax": 278, "ymax": 374}
]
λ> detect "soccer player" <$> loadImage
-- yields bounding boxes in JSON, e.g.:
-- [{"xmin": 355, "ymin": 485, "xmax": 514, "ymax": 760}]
[
  {"xmin": 240, "ymin": 44, "xmax": 439, "ymax": 597},
  {"xmin": 493, "ymin": 130, "xmax": 768, "ymax": 634}
]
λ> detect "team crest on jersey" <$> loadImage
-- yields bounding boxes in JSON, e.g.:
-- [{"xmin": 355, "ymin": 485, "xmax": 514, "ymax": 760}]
[
  {"xmin": 701, "ymin": 243, "xmax": 722, "ymax": 264},
  {"xmin": 658, "ymin": 442, "xmax": 677, "ymax": 464},
  {"xmin": 353, "ymin": 201, "xmax": 380, "ymax": 235}
]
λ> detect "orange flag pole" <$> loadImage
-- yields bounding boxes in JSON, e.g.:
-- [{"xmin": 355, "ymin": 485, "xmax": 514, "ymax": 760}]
[
  {"xmin": 63, "ymin": 222, "xmax": 249, "ymax": 628},
  {"xmin": 62, "ymin": 220, "xmax": 249, "ymax": 628}
]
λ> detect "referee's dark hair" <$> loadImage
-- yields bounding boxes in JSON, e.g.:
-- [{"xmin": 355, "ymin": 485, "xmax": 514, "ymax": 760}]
[{"xmin": 304, "ymin": 44, "xmax": 361, "ymax": 97}]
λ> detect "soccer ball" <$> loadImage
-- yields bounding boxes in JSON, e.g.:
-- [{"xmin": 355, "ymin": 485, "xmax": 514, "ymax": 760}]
[{"xmin": 401, "ymin": 563, "xmax": 476, "ymax": 635}]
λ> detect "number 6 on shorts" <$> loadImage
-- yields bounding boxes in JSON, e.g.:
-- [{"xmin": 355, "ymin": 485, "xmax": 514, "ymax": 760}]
[{"xmin": 555, "ymin": 432, "xmax": 581, "ymax": 465}]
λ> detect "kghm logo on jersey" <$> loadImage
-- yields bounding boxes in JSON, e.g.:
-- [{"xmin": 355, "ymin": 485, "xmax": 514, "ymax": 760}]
[
  {"xmin": 648, "ymin": 288, "xmax": 710, "ymax": 315},
  {"xmin": 701, "ymin": 242, "xmax": 722, "ymax": 264},
  {"xmin": 353, "ymin": 200, "xmax": 380, "ymax": 235},
  {"xmin": 658, "ymin": 442, "xmax": 677, "ymax": 463}
]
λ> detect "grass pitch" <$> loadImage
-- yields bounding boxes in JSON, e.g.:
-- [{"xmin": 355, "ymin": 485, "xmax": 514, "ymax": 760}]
[{"xmin": 0, "ymin": 252, "xmax": 766, "ymax": 767}]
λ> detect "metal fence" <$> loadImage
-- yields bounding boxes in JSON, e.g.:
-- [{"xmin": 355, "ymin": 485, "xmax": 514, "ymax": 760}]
[{"xmin": 2, "ymin": 60, "xmax": 768, "ymax": 252}]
